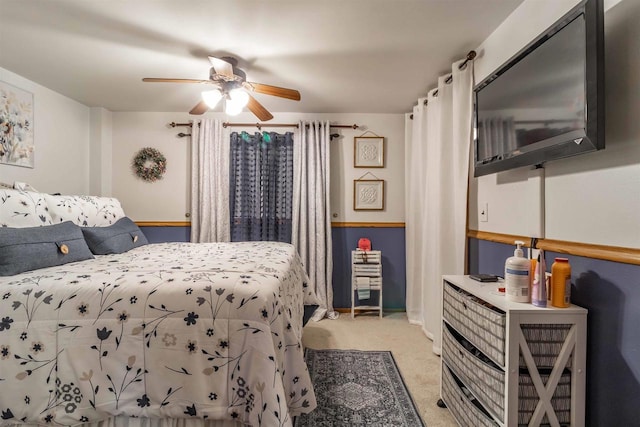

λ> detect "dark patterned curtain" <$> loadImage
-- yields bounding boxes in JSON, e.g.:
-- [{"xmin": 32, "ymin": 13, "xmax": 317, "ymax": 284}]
[{"xmin": 229, "ymin": 131, "xmax": 294, "ymax": 242}]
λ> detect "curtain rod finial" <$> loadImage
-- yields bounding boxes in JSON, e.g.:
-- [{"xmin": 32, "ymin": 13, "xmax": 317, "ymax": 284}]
[{"xmin": 467, "ymin": 50, "xmax": 477, "ymax": 61}]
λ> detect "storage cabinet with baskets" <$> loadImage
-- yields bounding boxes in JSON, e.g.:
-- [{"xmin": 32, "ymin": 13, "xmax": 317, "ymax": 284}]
[
  {"xmin": 351, "ymin": 250, "xmax": 382, "ymax": 318},
  {"xmin": 440, "ymin": 275, "xmax": 587, "ymax": 427}
]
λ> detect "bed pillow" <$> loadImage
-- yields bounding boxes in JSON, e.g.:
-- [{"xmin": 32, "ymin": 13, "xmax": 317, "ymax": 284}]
[
  {"xmin": 81, "ymin": 216, "xmax": 148, "ymax": 255},
  {"xmin": 0, "ymin": 189, "xmax": 54, "ymax": 227},
  {"xmin": 44, "ymin": 194, "xmax": 125, "ymax": 227},
  {"xmin": 0, "ymin": 221, "xmax": 94, "ymax": 276}
]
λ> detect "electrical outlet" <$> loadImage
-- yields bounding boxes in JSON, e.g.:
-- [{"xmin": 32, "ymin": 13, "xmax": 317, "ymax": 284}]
[{"xmin": 480, "ymin": 202, "xmax": 488, "ymax": 222}]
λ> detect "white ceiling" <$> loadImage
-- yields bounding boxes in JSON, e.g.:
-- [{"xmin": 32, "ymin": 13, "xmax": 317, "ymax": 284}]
[{"xmin": 0, "ymin": 0, "xmax": 524, "ymax": 116}]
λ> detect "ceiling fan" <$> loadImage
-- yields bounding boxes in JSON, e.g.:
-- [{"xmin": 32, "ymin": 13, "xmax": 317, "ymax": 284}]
[{"xmin": 142, "ymin": 56, "xmax": 301, "ymax": 121}]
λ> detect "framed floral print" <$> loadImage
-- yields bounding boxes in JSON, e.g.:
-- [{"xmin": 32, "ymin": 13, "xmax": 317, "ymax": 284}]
[{"xmin": 0, "ymin": 81, "xmax": 34, "ymax": 168}]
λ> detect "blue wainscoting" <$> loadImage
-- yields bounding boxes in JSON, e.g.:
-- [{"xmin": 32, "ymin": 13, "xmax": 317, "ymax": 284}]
[
  {"xmin": 139, "ymin": 225, "xmax": 407, "ymax": 311},
  {"xmin": 139, "ymin": 226, "xmax": 191, "ymax": 243},
  {"xmin": 469, "ymin": 238, "xmax": 640, "ymax": 426},
  {"xmin": 332, "ymin": 227, "xmax": 406, "ymax": 310}
]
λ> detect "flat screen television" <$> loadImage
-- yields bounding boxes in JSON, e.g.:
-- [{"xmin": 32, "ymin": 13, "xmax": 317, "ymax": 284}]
[{"xmin": 473, "ymin": 0, "xmax": 604, "ymax": 177}]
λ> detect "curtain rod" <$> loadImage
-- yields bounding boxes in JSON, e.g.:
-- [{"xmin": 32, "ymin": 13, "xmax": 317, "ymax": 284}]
[
  {"xmin": 431, "ymin": 50, "xmax": 476, "ymax": 99},
  {"xmin": 169, "ymin": 121, "xmax": 359, "ymax": 130},
  {"xmin": 409, "ymin": 50, "xmax": 476, "ymax": 120}
]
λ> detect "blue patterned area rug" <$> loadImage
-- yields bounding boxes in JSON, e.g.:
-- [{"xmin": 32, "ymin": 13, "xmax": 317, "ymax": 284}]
[{"xmin": 294, "ymin": 349, "xmax": 425, "ymax": 426}]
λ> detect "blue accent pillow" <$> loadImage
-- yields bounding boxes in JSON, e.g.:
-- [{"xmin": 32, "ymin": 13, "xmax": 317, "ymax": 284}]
[
  {"xmin": 0, "ymin": 221, "xmax": 95, "ymax": 276},
  {"xmin": 81, "ymin": 217, "xmax": 148, "ymax": 255}
]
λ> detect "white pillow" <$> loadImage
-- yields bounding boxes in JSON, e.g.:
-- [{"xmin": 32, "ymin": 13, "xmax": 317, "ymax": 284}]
[
  {"xmin": 0, "ymin": 189, "xmax": 54, "ymax": 227},
  {"xmin": 44, "ymin": 194, "xmax": 125, "ymax": 227}
]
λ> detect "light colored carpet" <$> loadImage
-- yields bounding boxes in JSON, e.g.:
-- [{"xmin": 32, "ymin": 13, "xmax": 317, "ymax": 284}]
[{"xmin": 302, "ymin": 312, "xmax": 457, "ymax": 427}]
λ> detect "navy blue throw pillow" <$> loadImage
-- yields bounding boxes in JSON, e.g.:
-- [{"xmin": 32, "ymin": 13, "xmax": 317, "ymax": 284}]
[
  {"xmin": 81, "ymin": 217, "xmax": 148, "ymax": 255},
  {"xmin": 0, "ymin": 221, "xmax": 94, "ymax": 276}
]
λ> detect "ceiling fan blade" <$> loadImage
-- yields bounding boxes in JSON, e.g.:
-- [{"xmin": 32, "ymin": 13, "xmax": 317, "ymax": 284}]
[
  {"xmin": 245, "ymin": 82, "xmax": 301, "ymax": 101},
  {"xmin": 246, "ymin": 95, "xmax": 274, "ymax": 121},
  {"xmin": 142, "ymin": 78, "xmax": 213, "ymax": 84},
  {"xmin": 208, "ymin": 56, "xmax": 234, "ymax": 78},
  {"xmin": 189, "ymin": 100, "xmax": 210, "ymax": 115}
]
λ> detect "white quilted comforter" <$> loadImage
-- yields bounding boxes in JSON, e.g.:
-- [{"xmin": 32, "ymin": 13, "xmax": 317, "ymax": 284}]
[{"xmin": 0, "ymin": 242, "xmax": 317, "ymax": 426}]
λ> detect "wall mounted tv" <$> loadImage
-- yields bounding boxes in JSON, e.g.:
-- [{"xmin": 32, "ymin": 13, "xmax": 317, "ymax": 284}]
[{"xmin": 473, "ymin": 0, "xmax": 604, "ymax": 177}]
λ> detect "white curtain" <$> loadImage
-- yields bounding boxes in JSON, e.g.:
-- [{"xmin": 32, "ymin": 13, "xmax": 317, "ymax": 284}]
[
  {"xmin": 292, "ymin": 120, "xmax": 337, "ymax": 321},
  {"xmin": 405, "ymin": 98, "xmax": 428, "ymax": 325},
  {"xmin": 190, "ymin": 119, "xmax": 230, "ymax": 243},
  {"xmin": 405, "ymin": 58, "xmax": 474, "ymax": 354}
]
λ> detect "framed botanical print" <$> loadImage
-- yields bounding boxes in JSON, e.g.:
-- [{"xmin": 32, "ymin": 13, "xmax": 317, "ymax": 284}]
[
  {"xmin": 353, "ymin": 179, "xmax": 384, "ymax": 210},
  {"xmin": 354, "ymin": 136, "xmax": 384, "ymax": 168}
]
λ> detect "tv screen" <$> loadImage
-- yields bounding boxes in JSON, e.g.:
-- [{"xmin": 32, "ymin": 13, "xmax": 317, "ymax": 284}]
[{"xmin": 474, "ymin": 0, "xmax": 604, "ymax": 177}]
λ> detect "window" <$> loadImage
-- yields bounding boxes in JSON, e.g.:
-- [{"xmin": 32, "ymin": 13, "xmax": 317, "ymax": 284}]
[{"xmin": 229, "ymin": 131, "xmax": 294, "ymax": 242}]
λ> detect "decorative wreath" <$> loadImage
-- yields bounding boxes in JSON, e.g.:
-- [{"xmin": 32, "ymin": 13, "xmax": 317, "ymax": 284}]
[{"xmin": 133, "ymin": 147, "xmax": 167, "ymax": 182}]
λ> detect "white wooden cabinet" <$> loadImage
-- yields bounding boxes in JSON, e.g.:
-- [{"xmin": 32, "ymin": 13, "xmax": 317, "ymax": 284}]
[
  {"xmin": 439, "ymin": 275, "xmax": 587, "ymax": 427},
  {"xmin": 351, "ymin": 250, "xmax": 382, "ymax": 318}
]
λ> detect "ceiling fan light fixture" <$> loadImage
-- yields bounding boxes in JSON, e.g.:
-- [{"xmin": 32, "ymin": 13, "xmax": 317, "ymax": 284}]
[
  {"xmin": 229, "ymin": 88, "xmax": 249, "ymax": 107},
  {"xmin": 144, "ymin": 55, "xmax": 299, "ymax": 120},
  {"xmin": 202, "ymin": 89, "xmax": 223, "ymax": 108},
  {"xmin": 225, "ymin": 100, "xmax": 244, "ymax": 116},
  {"xmin": 225, "ymin": 88, "xmax": 250, "ymax": 115}
]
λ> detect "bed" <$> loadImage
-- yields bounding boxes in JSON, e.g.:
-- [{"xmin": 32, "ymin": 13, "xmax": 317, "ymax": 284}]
[{"xmin": 0, "ymin": 189, "xmax": 317, "ymax": 427}]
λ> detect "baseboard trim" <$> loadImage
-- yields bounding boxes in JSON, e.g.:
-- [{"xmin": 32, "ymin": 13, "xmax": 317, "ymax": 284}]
[{"xmin": 334, "ymin": 308, "xmax": 406, "ymax": 313}]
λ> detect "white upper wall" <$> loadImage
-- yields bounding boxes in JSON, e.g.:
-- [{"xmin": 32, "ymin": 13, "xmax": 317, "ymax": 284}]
[
  {"xmin": 0, "ymin": 67, "xmax": 90, "ymax": 194},
  {"xmin": 112, "ymin": 112, "xmax": 405, "ymax": 223},
  {"xmin": 546, "ymin": 0, "xmax": 640, "ymax": 248},
  {"xmin": 474, "ymin": 1, "xmax": 580, "ymax": 84},
  {"xmin": 469, "ymin": 0, "xmax": 640, "ymax": 249},
  {"xmin": 111, "ymin": 112, "xmax": 190, "ymax": 222},
  {"xmin": 0, "ymin": 63, "xmax": 405, "ymax": 223},
  {"xmin": 89, "ymin": 107, "xmax": 113, "ymax": 196}
]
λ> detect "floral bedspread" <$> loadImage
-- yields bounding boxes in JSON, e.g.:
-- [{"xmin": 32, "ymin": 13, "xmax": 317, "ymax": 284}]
[{"xmin": 0, "ymin": 242, "xmax": 317, "ymax": 426}]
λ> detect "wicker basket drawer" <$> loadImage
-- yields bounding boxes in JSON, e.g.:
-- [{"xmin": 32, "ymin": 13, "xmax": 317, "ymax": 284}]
[
  {"xmin": 443, "ymin": 281, "xmax": 506, "ymax": 366},
  {"xmin": 442, "ymin": 364, "xmax": 499, "ymax": 427},
  {"xmin": 520, "ymin": 324, "xmax": 573, "ymax": 368},
  {"xmin": 442, "ymin": 323, "xmax": 505, "ymax": 421},
  {"xmin": 518, "ymin": 368, "xmax": 572, "ymax": 426}
]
